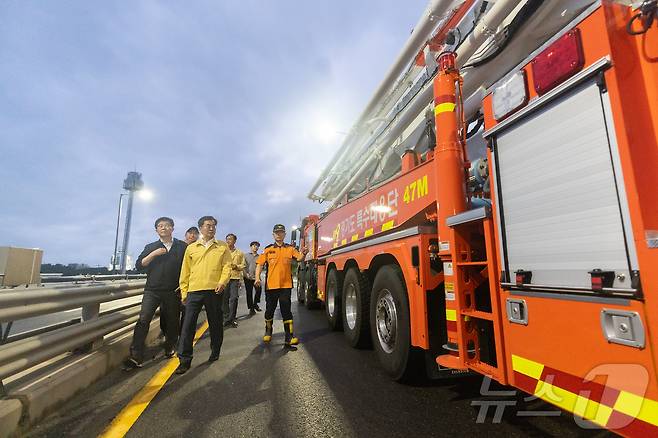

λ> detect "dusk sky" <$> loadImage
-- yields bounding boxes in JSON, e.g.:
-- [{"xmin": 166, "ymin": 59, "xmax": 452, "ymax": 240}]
[{"xmin": 0, "ymin": 1, "xmax": 427, "ymax": 266}]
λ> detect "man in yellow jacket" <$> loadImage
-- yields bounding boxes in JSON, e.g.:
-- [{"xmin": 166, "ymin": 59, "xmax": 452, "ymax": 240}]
[{"xmin": 176, "ymin": 215, "xmax": 232, "ymax": 374}]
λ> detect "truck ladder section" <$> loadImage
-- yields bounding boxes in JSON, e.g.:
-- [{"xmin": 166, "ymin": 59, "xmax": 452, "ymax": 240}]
[
  {"xmin": 431, "ymin": 49, "xmax": 507, "ymax": 382},
  {"xmin": 442, "ymin": 208, "xmax": 506, "ymax": 383}
]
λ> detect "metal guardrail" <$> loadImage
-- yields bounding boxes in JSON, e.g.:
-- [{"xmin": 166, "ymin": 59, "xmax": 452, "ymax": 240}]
[
  {"xmin": 0, "ymin": 279, "xmax": 146, "ymax": 388},
  {"xmin": 41, "ymin": 274, "xmax": 147, "ymax": 283},
  {"xmin": 0, "ymin": 280, "xmax": 146, "ymax": 322}
]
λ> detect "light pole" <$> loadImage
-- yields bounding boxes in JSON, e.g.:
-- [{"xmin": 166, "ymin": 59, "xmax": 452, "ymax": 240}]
[
  {"xmin": 119, "ymin": 172, "xmax": 144, "ymax": 274},
  {"xmin": 111, "ymin": 193, "xmax": 127, "ymax": 273}
]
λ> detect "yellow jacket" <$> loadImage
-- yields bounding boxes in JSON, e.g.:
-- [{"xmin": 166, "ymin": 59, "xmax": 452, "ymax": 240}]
[
  {"xmin": 179, "ymin": 239, "xmax": 232, "ymax": 301},
  {"xmin": 229, "ymin": 248, "xmax": 245, "ymax": 280}
]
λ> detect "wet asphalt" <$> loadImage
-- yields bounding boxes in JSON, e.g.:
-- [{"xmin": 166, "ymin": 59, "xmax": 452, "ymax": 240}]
[{"xmin": 28, "ymin": 292, "xmax": 611, "ymax": 438}]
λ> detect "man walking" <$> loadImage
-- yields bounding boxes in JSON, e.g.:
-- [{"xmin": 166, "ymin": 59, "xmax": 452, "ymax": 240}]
[
  {"xmin": 176, "ymin": 216, "xmax": 232, "ymax": 374},
  {"xmin": 223, "ymin": 233, "xmax": 244, "ymax": 328},
  {"xmin": 124, "ymin": 217, "xmax": 186, "ymax": 369},
  {"xmin": 243, "ymin": 241, "xmax": 261, "ymax": 315},
  {"xmin": 161, "ymin": 226, "xmax": 199, "ymax": 338},
  {"xmin": 255, "ymin": 224, "xmax": 307, "ymax": 347}
]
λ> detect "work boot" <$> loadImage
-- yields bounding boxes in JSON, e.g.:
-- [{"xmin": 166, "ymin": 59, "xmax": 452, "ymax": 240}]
[
  {"xmin": 263, "ymin": 319, "xmax": 273, "ymax": 343},
  {"xmin": 283, "ymin": 319, "xmax": 299, "ymax": 346},
  {"xmin": 175, "ymin": 361, "xmax": 190, "ymax": 374}
]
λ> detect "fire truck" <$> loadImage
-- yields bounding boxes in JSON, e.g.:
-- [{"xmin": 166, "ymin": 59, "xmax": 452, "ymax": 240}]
[{"xmin": 298, "ymin": 0, "xmax": 658, "ymax": 435}]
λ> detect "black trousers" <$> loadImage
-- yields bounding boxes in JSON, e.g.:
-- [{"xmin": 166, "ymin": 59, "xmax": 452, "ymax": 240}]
[
  {"xmin": 244, "ymin": 278, "xmax": 260, "ymax": 310},
  {"xmin": 160, "ymin": 292, "xmax": 184, "ymax": 335},
  {"xmin": 264, "ymin": 288, "xmax": 293, "ymax": 321},
  {"xmin": 178, "ymin": 290, "xmax": 223, "ymax": 363},
  {"xmin": 130, "ymin": 289, "xmax": 179, "ymax": 362}
]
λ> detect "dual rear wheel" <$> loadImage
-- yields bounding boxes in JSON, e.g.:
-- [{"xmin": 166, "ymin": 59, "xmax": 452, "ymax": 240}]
[{"xmin": 325, "ymin": 264, "xmax": 420, "ymax": 381}]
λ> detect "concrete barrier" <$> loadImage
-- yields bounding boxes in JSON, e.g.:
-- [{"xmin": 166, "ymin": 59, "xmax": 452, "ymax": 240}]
[
  {"xmin": 0, "ymin": 399, "xmax": 22, "ymax": 438},
  {"xmin": 1, "ymin": 319, "xmax": 162, "ymax": 437}
]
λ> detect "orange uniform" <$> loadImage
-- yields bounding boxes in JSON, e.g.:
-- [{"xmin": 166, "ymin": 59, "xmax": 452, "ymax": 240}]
[{"xmin": 256, "ymin": 243, "xmax": 301, "ymax": 290}]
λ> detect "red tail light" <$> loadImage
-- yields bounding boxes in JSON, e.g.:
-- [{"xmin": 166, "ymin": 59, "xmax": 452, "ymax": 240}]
[{"xmin": 531, "ymin": 29, "xmax": 585, "ymax": 95}]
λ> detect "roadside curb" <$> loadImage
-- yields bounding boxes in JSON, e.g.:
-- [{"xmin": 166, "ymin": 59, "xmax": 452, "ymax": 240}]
[{"xmin": 0, "ymin": 319, "xmax": 161, "ymax": 438}]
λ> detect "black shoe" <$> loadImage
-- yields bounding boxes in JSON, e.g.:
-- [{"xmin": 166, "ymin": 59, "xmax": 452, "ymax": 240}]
[
  {"xmin": 249, "ymin": 309, "xmax": 256, "ymax": 316},
  {"xmin": 164, "ymin": 347, "xmax": 176, "ymax": 358},
  {"xmin": 223, "ymin": 321, "xmax": 231, "ymax": 328},
  {"xmin": 254, "ymin": 305, "xmax": 262, "ymax": 312},
  {"xmin": 175, "ymin": 362, "xmax": 190, "ymax": 374},
  {"xmin": 122, "ymin": 357, "xmax": 143, "ymax": 370},
  {"xmin": 231, "ymin": 321, "xmax": 239, "ymax": 328},
  {"xmin": 208, "ymin": 353, "xmax": 220, "ymax": 362}
]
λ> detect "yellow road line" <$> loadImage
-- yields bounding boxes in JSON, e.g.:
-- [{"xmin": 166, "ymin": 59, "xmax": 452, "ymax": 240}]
[{"xmin": 99, "ymin": 321, "xmax": 209, "ymax": 438}]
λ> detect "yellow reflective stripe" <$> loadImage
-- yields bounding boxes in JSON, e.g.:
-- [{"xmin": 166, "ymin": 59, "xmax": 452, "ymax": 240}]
[
  {"xmin": 381, "ymin": 220, "xmax": 394, "ymax": 231},
  {"xmin": 351, "ymin": 234, "xmax": 359, "ymax": 242},
  {"xmin": 614, "ymin": 391, "xmax": 658, "ymax": 426},
  {"xmin": 341, "ymin": 239, "xmax": 347, "ymax": 245},
  {"xmin": 534, "ymin": 381, "xmax": 613, "ymax": 427},
  {"xmin": 364, "ymin": 228, "xmax": 374, "ymax": 237},
  {"xmin": 512, "ymin": 354, "xmax": 544, "ymax": 380},
  {"xmin": 434, "ymin": 102, "xmax": 456, "ymax": 115},
  {"xmin": 445, "ymin": 309, "xmax": 457, "ymax": 321}
]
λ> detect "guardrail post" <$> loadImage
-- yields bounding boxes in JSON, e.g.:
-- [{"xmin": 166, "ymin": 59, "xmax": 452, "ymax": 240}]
[
  {"xmin": 0, "ymin": 321, "xmax": 12, "ymax": 345},
  {"xmin": 77, "ymin": 303, "xmax": 103, "ymax": 352}
]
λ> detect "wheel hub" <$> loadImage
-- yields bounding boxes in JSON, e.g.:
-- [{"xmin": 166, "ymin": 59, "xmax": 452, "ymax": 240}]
[
  {"xmin": 327, "ymin": 280, "xmax": 335, "ymax": 316},
  {"xmin": 376, "ymin": 289, "xmax": 397, "ymax": 353},
  {"xmin": 345, "ymin": 283, "xmax": 357, "ymax": 330}
]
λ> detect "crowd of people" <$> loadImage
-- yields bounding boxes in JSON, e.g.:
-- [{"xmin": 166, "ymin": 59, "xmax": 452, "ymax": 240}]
[{"xmin": 124, "ymin": 215, "xmax": 307, "ymax": 375}]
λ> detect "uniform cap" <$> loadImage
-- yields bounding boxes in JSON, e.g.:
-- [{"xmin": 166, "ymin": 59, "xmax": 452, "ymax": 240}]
[{"xmin": 272, "ymin": 224, "xmax": 286, "ymax": 233}]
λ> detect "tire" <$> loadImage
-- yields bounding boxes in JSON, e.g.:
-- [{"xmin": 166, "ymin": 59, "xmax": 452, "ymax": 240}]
[
  {"xmin": 297, "ymin": 264, "xmax": 306, "ymax": 303},
  {"xmin": 325, "ymin": 268, "xmax": 343, "ymax": 331},
  {"xmin": 342, "ymin": 268, "xmax": 371, "ymax": 348},
  {"xmin": 297, "ymin": 272, "xmax": 306, "ymax": 303},
  {"xmin": 305, "ymin": 269, "xmax": 320, "ymax": 310},
  {"xmin": 370, "ymin": 265, "xmax": 422, "ymax": 381}
]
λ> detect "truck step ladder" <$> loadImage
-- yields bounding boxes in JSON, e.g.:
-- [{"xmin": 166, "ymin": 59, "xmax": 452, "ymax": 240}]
[{"xmin": 436, "ymin": 206, "xmax": 507, "ymax": 384}]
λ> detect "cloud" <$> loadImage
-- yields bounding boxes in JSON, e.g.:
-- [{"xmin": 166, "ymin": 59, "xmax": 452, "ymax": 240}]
[{"xmin": 0, "ymin": 0, "xmax": 427, "ymax": 265}]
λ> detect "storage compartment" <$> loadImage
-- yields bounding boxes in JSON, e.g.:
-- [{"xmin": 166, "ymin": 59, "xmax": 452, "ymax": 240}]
[{"xmin": 493, "ymin": 81, "xmax": 633, "ymax": 292}]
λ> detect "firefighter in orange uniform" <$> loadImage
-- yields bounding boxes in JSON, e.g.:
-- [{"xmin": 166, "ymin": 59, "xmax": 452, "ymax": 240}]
[{"xmin": 254, "ymin": 224, "xmax": 307, "ymax": 346}]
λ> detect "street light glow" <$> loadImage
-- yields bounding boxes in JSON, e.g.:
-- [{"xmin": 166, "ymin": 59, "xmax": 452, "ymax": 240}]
[
  {"xmin": 138, "ymin": 188, "xmax": 154, "ymax": 201},
  {"xmin": 291, "ymin": 225, "xmax": 298, "ymax": 231}
]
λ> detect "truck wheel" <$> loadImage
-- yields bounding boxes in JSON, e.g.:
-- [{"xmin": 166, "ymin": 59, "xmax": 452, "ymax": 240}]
[
  {"xmin": 297, "ymin": 272, "xmax": 306, "ymax": 304},
  {"xmin": 305, "ymin": 269, "xmax": 320, "ymax": 310},
  {"xmin": 325, "ymin": 268, "xmax": 343, "ymax": 331},
  {"xmin": 370, "ymin": 265, "xmax": 420, "ymax": 381},
  {"xmin": 342, "ymin": 268, "xmax": 371, "ymax": 348}
]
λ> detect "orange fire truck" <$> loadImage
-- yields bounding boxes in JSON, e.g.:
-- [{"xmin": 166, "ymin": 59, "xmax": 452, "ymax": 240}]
[{"xmin": 298, "ymin": 0, "xmax": 658, "ymax": 435}]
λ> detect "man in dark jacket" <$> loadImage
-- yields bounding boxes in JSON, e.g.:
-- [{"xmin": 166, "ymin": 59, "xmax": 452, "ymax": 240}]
[{"xmin": 124, "ymin": 216, "xmax": 187, "ymax": 369}]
